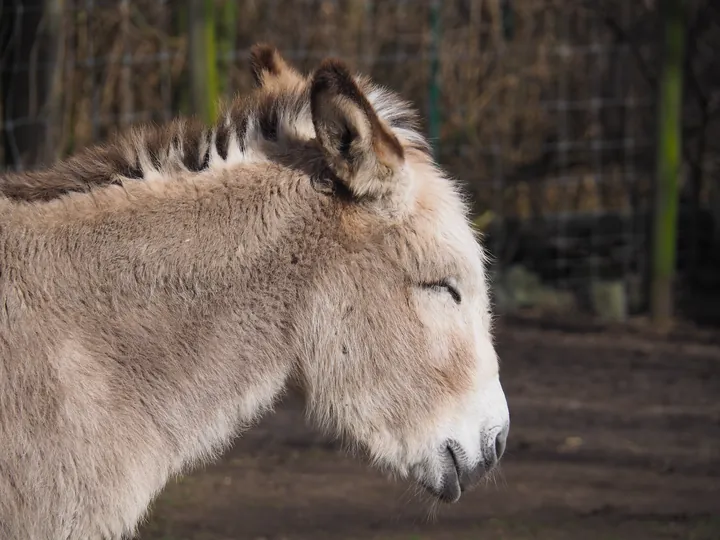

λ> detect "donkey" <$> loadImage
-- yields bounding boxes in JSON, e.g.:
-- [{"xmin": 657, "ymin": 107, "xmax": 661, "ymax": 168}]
[{"xmin": 0, "ymin": 45, "xmax": 510, "ymax": 539}]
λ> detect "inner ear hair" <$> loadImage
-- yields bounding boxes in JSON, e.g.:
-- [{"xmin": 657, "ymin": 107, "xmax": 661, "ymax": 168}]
[
  {"xmin": 311, "ymin": 60, "xmax": 402, "ymax": 159},
  {"xmin": 310, "ymin": 59, "xmax": 405, "ymax": 200}
]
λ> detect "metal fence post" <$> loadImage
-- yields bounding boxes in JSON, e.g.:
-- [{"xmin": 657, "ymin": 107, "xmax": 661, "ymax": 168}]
[
  {"xmin": 650, "ymin": 0, "xmax": 686, "ymax": 328},
  {"xmin": 218, "ymin": 1, "xmax": 237, "ymax": 97},
  {"xmin": 428, "ymin": 0, "xmax": 441, "ymax": 160},
  {"xmin": 188, "ymin": 0, "xmax": 219, "ymax": 124}
]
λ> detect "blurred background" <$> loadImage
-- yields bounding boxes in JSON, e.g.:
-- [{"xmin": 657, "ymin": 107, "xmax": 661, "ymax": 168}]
[{"xmin": 1, "ymin": 0, "xmax": 719, "ymax": 538}]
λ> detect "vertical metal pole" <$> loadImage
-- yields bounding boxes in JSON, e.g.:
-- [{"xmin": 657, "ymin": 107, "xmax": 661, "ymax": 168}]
[
  {"xmin": 428, "ymin": 0, "xmax": 441, "ymax": 160},
  {"xmin": 218, "ymin": 0, "xmax": 237, "ymax": 97},
  {"xmin": 651, "ymin": 0, "xmax": 686, "ymax": 327},
  {"xmin": 188, "ymin": 0, "xmax": 219, "ymax": 124},
  {"xmin": 45, "ymin": 0, "xmax": 66, "ymax": 163}
]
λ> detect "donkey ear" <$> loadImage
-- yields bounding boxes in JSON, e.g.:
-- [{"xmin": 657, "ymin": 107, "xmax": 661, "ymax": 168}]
[
  {"xmin": 249, "ymin": 43, "xmax": 303, "ymax": 87},
  {"xmin": 310, "ymin": 59, "xmax": 405, "ymax": 200}
]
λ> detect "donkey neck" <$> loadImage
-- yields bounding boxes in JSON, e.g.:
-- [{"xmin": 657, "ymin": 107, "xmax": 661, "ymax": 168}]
[
  {"xmin": 11, "ymin": 164, "xmax": 324, "ymax": 294},
  {"xmin": 2, "ymin": 167, "xmax": 328, "ymax": 504}
]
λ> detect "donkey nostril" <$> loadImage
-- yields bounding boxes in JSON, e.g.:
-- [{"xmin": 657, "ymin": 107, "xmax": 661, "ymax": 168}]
[{"xmin": 495, "ymin": 424, "xmax": 509, "ymax": 461}]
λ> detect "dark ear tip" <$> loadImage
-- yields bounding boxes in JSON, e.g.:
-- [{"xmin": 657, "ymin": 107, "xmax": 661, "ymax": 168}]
[
  {"xmin": 316, "ymin": 58, "xmax": 352, "ymax": 75},
  {"xmin": 249, "ymin": 42, "xmax": 282, "ymax": 82},
  {"xmin": 249, "ymin": 42, "xmax": 278, "ymax": 60},
  {"xmin": 311, "ymin": 58, "xmax": 357, "ymax": 95},
  {"xmin": 315, "ymin": 58, "xmax": 352, "ymax": 78}
]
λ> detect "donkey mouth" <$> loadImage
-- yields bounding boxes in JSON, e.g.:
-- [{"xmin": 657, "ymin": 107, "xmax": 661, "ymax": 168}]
[
  {"xmin": 440, "ymin": 443, "xmax": 463, "ymax": 502},
  {"xmin": 417, "ymin": 445, "xmax": 462, "ymax": 503}
]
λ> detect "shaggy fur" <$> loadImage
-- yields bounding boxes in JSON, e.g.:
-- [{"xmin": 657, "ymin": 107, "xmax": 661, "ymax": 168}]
[
  {"xmin": 0, "ymin": 44, "xmax": 427, "ymax": 203},
  {"xmin": 0, "ymin": 45, "xmax": 509, "ymax": 540}
]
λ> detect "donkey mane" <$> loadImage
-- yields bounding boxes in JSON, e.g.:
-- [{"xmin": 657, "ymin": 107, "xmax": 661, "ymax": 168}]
[{"xmin": 0, "ymin": 53, "xmax": 429, "ymax": 202}]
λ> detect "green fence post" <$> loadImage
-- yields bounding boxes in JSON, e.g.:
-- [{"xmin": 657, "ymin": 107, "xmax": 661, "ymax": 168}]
[
  {"xmin": 218, "ymin": 0, "xmax": 237, "ymax": 97},
  {"xmin": 188, "ymin": 0, "xmax": 219, "ymax": 124},
  {"xmin": 651, "ymin": 0, "xmax": 686, "ymax": 328},
  {"xmin": 428, "ymin": 0, "xmax": 441, "ymax": 160}
]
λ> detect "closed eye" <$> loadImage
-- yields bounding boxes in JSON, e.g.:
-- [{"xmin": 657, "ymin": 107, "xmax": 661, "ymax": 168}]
[{"xmin": 422, "ymin": 280, "xmax": 462, "ymax": 304}]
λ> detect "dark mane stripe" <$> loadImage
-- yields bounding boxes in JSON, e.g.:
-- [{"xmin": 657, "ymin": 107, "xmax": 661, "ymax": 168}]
[{"xmin": 0, "ymin": 76, "xmax": 430, "ymax": 203}]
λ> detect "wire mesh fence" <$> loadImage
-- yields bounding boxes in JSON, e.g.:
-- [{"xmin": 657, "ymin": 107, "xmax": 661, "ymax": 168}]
[{"xmin": 1, "ymin": 0, "xmax": 719, "ymax": 322}]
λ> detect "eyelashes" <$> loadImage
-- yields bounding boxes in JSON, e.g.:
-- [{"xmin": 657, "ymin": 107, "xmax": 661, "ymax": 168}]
[{"xmin": 421, "ymin": 279, "xmax": 462, "ymax": 305}]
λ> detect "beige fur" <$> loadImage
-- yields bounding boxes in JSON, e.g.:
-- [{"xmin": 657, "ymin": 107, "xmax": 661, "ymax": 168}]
[{"xmin": 0, "ymin": 45, "xmax": 509, "ymax": 540}]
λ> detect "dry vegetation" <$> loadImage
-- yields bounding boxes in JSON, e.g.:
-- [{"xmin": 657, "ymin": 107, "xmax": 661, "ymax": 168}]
[{"xmin": 3, "ymin": 1, "xmax": 668, "ymax": 216}]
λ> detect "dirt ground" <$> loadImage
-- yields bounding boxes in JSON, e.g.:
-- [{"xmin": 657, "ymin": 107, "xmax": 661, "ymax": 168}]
[{"xmin": 137, "ymin": 318, "xmax": 720, "ymax": 540}]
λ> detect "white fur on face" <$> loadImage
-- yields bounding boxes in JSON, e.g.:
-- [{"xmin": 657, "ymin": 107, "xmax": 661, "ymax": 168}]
[
  {"xmin": 395, "ymin": 191, "xmax": 510, "ymax": 500},
  {"xmin": 298, "ymin": 145, "xmax": 509, "ymax": 503}
]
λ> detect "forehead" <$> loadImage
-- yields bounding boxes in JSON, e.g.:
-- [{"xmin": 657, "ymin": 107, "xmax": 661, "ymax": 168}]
[
  {"xmin": 249, "ymin": 65, "xmax": 484, "ymax": 279},
  {"xmin": 370, "ymin": 153, "xmax": 486, "ymax": 283}
]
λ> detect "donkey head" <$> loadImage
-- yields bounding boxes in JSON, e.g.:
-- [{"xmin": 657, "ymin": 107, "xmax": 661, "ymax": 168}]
[{"xmin": 254, "ymin": 46, "xmax": 510, "ymax": 503}]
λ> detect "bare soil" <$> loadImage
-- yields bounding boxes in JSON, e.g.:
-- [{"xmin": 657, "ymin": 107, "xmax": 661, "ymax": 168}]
[{"xmin": 137, "ymin": 319, "xmax": 720, "ymax": 540}]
